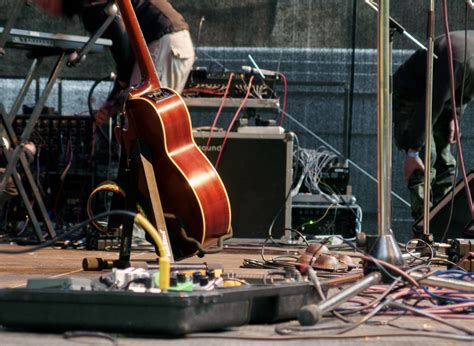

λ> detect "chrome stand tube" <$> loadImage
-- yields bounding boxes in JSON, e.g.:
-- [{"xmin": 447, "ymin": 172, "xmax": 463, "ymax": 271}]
[
  {"xmin": 423, "ymin": 0, "xmax": 435, "ymax": 236},
  {"xmin": 377, "ymin": 0, "xmax": 392, "ymax": 238},
  {"xmin": 368, "ymin": 0, "xmax": 404, "ymax": 274}
]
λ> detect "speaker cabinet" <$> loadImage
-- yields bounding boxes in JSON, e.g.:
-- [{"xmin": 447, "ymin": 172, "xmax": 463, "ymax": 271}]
[
  {"xmin": 193, "ymin": 131, "xmax": 293, "ymax": 239},
  {"xmin": 414, "ymin": 170, "xmax": 474, "ymax": 242}
]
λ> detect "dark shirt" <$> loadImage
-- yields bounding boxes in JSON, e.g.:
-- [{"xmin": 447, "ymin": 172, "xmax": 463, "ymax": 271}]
[
  {"xmin": 74, "ymin": 0, "xmax": 189, "ymax": 101},
  {"xmin": 393, "ymin": 31, "xmax": 474, "ymax": 150}
]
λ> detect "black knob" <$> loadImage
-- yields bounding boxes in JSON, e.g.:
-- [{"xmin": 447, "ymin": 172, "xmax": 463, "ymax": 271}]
[
  {"xmin": 192, "ymin": 271, "xmax": 202, "ymax": 284},
  {"xmin": 177, "ymin": 272, "xmax": 187, "ymax": 283},
  {"xmin": 199, "ymin": 276, "xmax": 209, "ymax": 286}
]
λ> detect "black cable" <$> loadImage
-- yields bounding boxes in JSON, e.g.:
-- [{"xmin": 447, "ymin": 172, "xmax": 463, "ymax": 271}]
[
  {"xmin": 87, "ymin": 75, "xmax": 113, "ymax": 143},
  {"xmin": 266, "ymin": 134, "xmax": 301, "ymax": 240},
  {"xmin": 346, "ymin": 0, "xmax": 357, "ymax": 160},
  {"xmin": 266, "ymin": 187, "xmax": 293, "ymax": 241},
  {"xmin": 404, "ymin": 239, "xmax": 433, "ymax": 265},
  {"xmin": 0, "ymin": 210, "xmax": 136, "ymax": 254}
]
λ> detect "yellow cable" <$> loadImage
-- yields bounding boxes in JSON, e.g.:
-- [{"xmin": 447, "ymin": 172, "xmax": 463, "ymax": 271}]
[
  {"xmin": 312, "ymin": 203, "xmax": 334, "ymax": 224},
  {"xmin": 134, "ymin": 213, "xmax": 170, "ymax": 291}
]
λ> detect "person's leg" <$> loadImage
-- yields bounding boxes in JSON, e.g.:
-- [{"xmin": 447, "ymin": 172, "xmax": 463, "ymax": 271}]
[
  {"xmin": 407, "ymin": 170, "xmax": 426, "ymax": 220},
  {"xmin": 406, "ymin": 133, "xmax": 437, "ymax": 221},
  {"xmin": 129, "ymin": 31, "xmax": 195, "ymax": 93},
  {"xmin": 393, "ymin": 91, "xmax": 432, "ymax": 220},
  {"xmin": 167, "ymin": 30, "xmax": 195, "ymax": 93},
  {"xmin": 431, "ymin": 114, "xmax": 456, "ymax": 204}
]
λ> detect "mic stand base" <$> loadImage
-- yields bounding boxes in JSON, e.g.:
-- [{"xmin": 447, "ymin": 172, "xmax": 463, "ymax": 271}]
[{"xmin": 358, "ymin": 232, "xmax": 404, "ymax": 283}]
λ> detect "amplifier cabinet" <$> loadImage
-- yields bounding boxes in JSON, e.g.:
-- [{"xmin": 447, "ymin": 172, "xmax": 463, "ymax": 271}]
[{"xmin": 193, "ymin": 131, "xmax": 294, "ymax": 239}]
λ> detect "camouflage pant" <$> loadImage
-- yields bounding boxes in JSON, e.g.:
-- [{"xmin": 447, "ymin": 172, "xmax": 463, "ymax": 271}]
[{"xmin": 406, "ymin": 115, "xmax": 456, "ymax": 220}]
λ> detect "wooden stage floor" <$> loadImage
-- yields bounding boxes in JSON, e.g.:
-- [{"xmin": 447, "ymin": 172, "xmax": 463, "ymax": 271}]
[{"xmin": 0, "ymin": 243, "xmax": 472, "ymax": 345}]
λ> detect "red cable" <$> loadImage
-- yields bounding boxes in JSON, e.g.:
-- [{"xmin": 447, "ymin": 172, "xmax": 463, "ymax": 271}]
[
  {"xmin": 204, "ymin": 72, "xmax": 234, "ymax": 155},
  {"xmin": 65, "ymin": 138, "xmax": 71, "ymax": 163},
  {"xmin": 89, "ymin": 125, "xmax": 97, "ymax": 161},
  {"xmin": 278, "ymin": 72, "xmax": 287, "ymax": 126},
  {"xmin": 214, "ymin": 76, "xmax": 254, "ymax": 169},
  {"xmin": 441, "ymin": 0, "xmax": 474, "ymax": 219}
]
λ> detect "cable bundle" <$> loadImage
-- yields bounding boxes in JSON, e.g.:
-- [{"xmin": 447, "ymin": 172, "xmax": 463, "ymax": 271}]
[{"xmin": 293, "ymin": 147, "xmax": 339, "ymax": 196}]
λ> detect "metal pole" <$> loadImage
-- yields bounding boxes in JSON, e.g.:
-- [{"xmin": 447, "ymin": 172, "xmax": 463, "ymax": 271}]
[
  {"xmin": 298, "ymin": 272, "xmax": 381, "ymax": 325},
  {"xmin": 423, "ymin": 0, "xmax": 435, "ymax": 236},
  {"xmin": 410, "ymin": 272, "xmax": 474, "ymax": 292},
  {"xmin": 0, "ymin": 53, "xmax": 66, "ymax": 191},
  {"xmin": 377, "ymin": 0, "xmax": 391, "ymax": 237},
  {"xmin": 365, "ymin": 0, "xmax": 404, "ymax": 275},
  {"xmin": 8, "ymin": 58, "xmax": 41, "ymax": 119}
]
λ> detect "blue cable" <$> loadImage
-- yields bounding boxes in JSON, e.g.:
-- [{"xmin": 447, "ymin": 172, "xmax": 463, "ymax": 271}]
[
  {"xmin": 421, "ymin": 286, "xmax": 474, "ymax": 304},
  {"xmin": 433, "ymin": 270, "xmax": 472, "ymax": 280}
]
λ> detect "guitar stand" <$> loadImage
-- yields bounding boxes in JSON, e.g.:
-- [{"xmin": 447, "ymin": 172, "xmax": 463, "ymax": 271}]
[
  {"xmin": 112, "ymin": 138, "xmax": 175, "ymax": 269},
  {"xmin": 103, "ymin": 137, "xmax": 233, "ymax": 269}
]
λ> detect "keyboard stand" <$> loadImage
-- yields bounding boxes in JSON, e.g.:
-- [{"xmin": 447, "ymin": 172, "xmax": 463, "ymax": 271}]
[
  {"xmin": 0, "ymin": 53, "xmax": 65, "ymax": 241},
  {"xmin": 0, "ymin": 2, "xmax": 115, "ymax": 242}
]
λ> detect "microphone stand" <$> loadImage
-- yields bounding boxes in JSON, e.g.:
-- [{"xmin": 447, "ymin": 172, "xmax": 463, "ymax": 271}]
[
  {"xmin": 421, "ymin": 0, "xmax": 435, "ymax": 243},
  {"xmin": 357, "ymin": 0, "xmax": 404, "ymax": 282},
  {"xmin": 365, "ymin": 0, "xmax": 437, "ymax": 58},
  {"xmin": 367, "ymin": 0, "xmax": 440, "ymax": 245}
]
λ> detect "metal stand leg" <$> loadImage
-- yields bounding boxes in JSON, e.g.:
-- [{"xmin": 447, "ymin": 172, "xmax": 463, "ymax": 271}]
[
  {"xmin": 8, "ymin": 58, "xmax": 42, "ymax": 119},
  {"xmin": 0, "ymin": 0, "xmax": 25, "ymax": 56},
  {"xmin": 116, "ymin": 142, "xmax": 141, "ymax": 268},
  {"xmin": 0, "ymin": 54, "xmax": 65, "ymax": 241},
  {"xmin": 115, "ymin": 139, "xmax": 175, "ymax": 267},
  {"xmin": 298, "ymin": 271, "xmax": 381, "ymax": 325},
  {"xmin": 421, "ymin": 0, "xmax": 435, "ymax": 240},
  {"xmin": 0, "ymin": 53, "xmax": 66, "ymax": 186},
  {"xmin": 365, "ymin": 0, "xmax": 404, "ymax": 280},
  {"xmin": 0, "ymin": 143, "xmax": 45, "ymax": 241}
]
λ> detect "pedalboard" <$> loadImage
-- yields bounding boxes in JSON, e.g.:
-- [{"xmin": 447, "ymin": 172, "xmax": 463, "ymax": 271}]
[{"xmin": 0, "ymin": 281, "xmax": 320, "ymax": 335}]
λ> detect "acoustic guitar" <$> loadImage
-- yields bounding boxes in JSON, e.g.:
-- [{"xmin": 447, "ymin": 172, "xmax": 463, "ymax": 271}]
[{"xmin": 115, "ymin": 0, "xmax": 231, "ymax": 260}]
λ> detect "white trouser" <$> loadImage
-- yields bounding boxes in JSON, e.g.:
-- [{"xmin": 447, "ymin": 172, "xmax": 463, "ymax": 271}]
[{"xmin": 129, "ymin": 29, "xmax": 195, "ymax": 93}]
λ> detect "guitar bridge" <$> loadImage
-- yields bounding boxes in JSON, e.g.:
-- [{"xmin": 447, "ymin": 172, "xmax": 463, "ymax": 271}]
[{"xmin": 146, "ymin": 89, "xmax": 173, "ymax": 103}]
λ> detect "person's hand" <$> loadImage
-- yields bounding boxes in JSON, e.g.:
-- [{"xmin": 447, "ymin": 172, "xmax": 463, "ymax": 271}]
[
  {"xmin": 448, "ymin": 118, "xmax": 457, "ymax": 144},
  {"xmin": 24, "ymin": 142, "xmax": 36, "ymax": 156},
  {"xmin": 404, "ymin": 155, "xmax": 425, "ymax": 180},
  {"xmin": 95, "ymin": 101, "xmax": 117, "ymax": 126}
]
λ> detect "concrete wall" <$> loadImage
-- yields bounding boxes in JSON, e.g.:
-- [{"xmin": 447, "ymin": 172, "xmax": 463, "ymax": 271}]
[
  {"xmin": 1, "ymin": 1, "xmax": 474, "ymax": 241},
  {"xmin": 2, "ymin": 0, "xmax": 474, "ymax": 78}
]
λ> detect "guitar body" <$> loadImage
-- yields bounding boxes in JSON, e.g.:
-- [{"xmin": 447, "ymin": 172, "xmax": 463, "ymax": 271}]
[
  {"xmin": 123, "ymin": 88, "xmax": 231, "ymax": 259},
  {"xmin": 114, "ymin": 0, "xmax": 231, "ymax": 260}
]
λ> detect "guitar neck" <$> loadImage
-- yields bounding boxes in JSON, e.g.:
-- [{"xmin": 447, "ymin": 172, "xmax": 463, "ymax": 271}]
[{"xmin": 116, "ymin": 0, "xmax": 161, "ymax": 93}]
